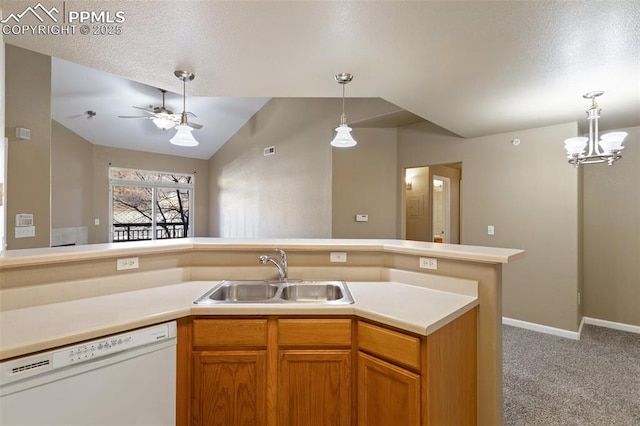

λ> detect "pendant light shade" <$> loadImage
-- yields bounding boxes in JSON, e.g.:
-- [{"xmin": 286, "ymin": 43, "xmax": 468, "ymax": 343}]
[
  {"xmin": 331, "ymin": 72, "xmax": 357, "ymax": 148},
  {"xmin": 331, "ymin": 124, "xmax": 357, "ymax": 147},
  {"xmin": 170, "ymin": 123, "xmax": 199, "ymax": 146}
]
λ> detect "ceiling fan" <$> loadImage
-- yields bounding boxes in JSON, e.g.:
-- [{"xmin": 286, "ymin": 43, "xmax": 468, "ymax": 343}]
[{"xmin": 118, "ymin": 85, "xmax": 202, "ymax": 132}]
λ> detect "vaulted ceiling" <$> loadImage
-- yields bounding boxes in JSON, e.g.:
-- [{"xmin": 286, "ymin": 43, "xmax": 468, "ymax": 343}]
[{"xmin": 3, "ymin": 1, "xmax": 639, "ymax": 158}]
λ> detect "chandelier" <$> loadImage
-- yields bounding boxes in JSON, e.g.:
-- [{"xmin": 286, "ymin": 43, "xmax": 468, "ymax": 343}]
[{"xmin": 564, "ymin": 91, "xmax": 627, "ymax": 167}]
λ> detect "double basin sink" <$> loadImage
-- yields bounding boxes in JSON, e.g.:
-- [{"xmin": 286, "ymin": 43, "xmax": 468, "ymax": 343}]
[{"xmin": 194, "ymin": 280, "xmax": 354, "ymax": 305}]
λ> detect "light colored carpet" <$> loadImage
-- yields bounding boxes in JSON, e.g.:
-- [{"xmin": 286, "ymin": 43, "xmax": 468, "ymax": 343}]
[{"xmin": 503, "ymin": 324, "xmax": 640, "ymax": 425}]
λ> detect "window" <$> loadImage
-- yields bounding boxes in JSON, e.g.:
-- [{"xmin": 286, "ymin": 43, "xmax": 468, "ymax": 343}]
[{"xmin": 109, "ymin": 167, "xmax": 194, "ymax": 242}]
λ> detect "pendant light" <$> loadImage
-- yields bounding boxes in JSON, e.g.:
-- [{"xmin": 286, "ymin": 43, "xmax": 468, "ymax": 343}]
[
  {"xmin": 331, "ymin": 72, "xmax": 357, "ymax": 148},
  {"xmin": 170, "ymin": 70, "xmax": 199, "ymax": 147}
]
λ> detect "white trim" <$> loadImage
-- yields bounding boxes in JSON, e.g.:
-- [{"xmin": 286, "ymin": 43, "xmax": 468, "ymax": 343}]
[
  {"xmin": 582, "ymin": 317, "xmax": 640, "ymax": 335},
  {"xmin": 502, "ymin": 317, "xmax": 580, "ymax": 340}
]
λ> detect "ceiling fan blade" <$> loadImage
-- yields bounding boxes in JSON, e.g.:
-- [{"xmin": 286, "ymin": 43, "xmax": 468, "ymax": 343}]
[
  {"xmin": 187, "ymin": 122, "xmax": 203, "ymax": 130},
  {"xmin": 186, "ymin": 111, "xmax": 197, "ymax": 118},
  {"xmin": 118, "ymin": 115, "xmax": 154, "ymax": 119},
  {"xmin": 132, "ymin": 106, "xmax": 155, "ymax": 114}
]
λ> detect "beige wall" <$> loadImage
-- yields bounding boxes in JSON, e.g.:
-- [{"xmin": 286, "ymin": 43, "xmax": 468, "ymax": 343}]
[
  {"xmin": 332, "ymin": 127, "xmax": 398, "ymax": 238},
  {"xmin": 51, "ymin": 121, "xmax": 93, "ymax": 233},
  {"xmin": 208, "ymin": 97, "xmax": 401, "ymax": 238},
  {"xmin": 1, "ymin": 40, "xmax": 6, "ymax": 252},
  {"xmin": 583, "ymin": 126, "xmax": 639, "ymax": 326},
  {"xmin": 399, "ymin": 122, "xmax": 582, "ymax": 331},
  {"xmin": 5, "ymin": 45, "xmax": 51, "ymax": 249}
]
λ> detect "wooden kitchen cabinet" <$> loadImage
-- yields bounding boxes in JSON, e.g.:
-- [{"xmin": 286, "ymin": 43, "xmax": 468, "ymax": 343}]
[
  {"xmin": 277, "ymin": 318, "xmax": 353, "ymax": 426},
  {"xmin": 182, "ymin": 317, "xmax": 353, "ymax": 426},
  {"xmin": 279, "ymin": 350, "xmax": 351, "ymax": 426},
  {"xmin": 192, "ymin": 350, "xmax": 267, "ymax": 426},
  {"xmin": 190, "ymin": 319, "xmax": 269, "ymax": 426},
  {"xmin": 357, "ymin": 351, "xmax": 420, "ymax": 426},
  {"xmin": 357, "ymin": 308, "xmax": 478, "ymax": 426},
  {"xmin": 357, "ymin": 321, "xmax": 422, "ymax": 426},
  {"xmin": 179, "ymin": 311, "xmax": 476, "ymax": 426}
]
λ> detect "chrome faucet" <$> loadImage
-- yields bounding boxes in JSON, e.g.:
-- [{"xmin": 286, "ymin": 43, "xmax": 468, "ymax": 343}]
[{"xmin": 258, "ymin": 249, "xmax": 288, "ymax": 281}]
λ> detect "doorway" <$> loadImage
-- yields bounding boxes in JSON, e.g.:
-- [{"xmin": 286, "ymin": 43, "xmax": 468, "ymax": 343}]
[
  {"xmin": 403, "ymin": 163, "xmax": 461, "ymax": 243},
  {"xmin": 432, "ymin": 176, "xmax": 450, "ymax": 243}
]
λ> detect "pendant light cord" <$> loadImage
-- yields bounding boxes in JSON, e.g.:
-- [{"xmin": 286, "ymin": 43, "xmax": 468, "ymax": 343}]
[{"xmin": 341, "ymin": 82, "xmax": 347, "ymax": 125}]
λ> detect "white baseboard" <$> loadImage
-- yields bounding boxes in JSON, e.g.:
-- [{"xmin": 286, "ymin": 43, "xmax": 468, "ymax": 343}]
[
  {"xmin": 582, "ymin": 317, "xmax": 640, "ymax": 335},
  {"xmin": 502, "ymin": 317, "xmax": 580, "ymax": 340}
]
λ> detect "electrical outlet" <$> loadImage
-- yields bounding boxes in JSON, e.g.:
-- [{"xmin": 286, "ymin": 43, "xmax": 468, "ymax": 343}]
[
  {"xmin": 419, "ymin": 257, "xmax": 437, "ymax": 270},
  {"xmin": 117, "ymin": 257, "xmax": 139, "ymax": 271},
  {"xmin": 330, "ymin": 252, "xmax": 347, "ymax": 263}
]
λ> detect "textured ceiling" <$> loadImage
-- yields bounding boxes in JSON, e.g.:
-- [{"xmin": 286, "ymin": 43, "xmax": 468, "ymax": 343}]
[{"xmin": 3, "ymin": 1, "xmax": 640, "ymax": 155}]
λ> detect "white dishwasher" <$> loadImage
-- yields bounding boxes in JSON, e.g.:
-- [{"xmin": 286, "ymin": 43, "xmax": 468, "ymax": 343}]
[{"xmin": 0, "ymin": 321, "xmax": 177, "ymax": 426}]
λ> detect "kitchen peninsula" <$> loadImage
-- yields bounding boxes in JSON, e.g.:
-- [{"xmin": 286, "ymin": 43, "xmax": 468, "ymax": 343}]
[{"xmin": 0, "ymin": 238, "xmax": 523, "ymax": 425}]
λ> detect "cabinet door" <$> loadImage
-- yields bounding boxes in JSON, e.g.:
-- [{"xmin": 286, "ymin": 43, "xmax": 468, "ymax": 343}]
[
  {"xmin": 192, "ymin": 351, "xmax": 267, "ymax": 426},
  {"xmin": 279, "ymin": 350, "xmax": 352, "ymax": 426},
  {"xmin": 357, "ymin": 352, "xmax": 420, "ymax": 426}
]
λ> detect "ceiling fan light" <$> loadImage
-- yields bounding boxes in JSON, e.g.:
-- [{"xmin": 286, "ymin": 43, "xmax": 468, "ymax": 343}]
[
  {"xmin": 331, "ymin": 124, "xmax": 357, "ymax": 148},
  {"xmin": 152, "ymin": 117, "xmax": 176, "ymax": 130},
  {"xmin": 170, "ymin": 124, "xmax": 199, "ymax": 147}
]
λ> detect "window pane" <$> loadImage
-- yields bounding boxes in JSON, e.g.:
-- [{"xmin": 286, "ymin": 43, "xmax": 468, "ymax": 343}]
[
  {"xmin": 110, "ymin": 168, "xmax": 159, "ymax": 182},
  {"xmin": 155, "ymin": 188, "xmax": 190, "ymax": 239},
  {"xmin": 110, "ymin": 167, "xmax": 192, "ymax": 184},
  {"xmin": 159, "ymin": 173, "xmax": 192, "ymax": 184},
  {"xmin": 112, "ymin": 185, "xmax": 153, "ymax": 242}
]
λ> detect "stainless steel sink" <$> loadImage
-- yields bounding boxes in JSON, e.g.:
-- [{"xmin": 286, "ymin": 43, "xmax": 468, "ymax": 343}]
[
  {"xmin": 280, "ymin": 283, "xmax": 344, "ymax": 302},
  {"xmin": 194, "ymin": 280, "xmax": 354, "ymax": 305},
  {"xmin": 208, "ymin": 281, "xmax": 279, "ymax": 302}
]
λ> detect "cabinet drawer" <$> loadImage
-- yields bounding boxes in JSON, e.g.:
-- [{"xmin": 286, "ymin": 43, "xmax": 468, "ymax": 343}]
[
  {"xmin": 357, "ymin": 321, "xmax": 421, "ymax": 371},
  {"xmin": 193, "ymin": 319, "xmax": 268, "ymax": 347},
  {"xmin": 278, "ymin": 319, "xmax": 352, "ymax": 347}
]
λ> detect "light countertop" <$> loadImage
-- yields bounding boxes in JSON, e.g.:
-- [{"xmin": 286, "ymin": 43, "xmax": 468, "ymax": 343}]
[
  {"xmin": 0, "ymin": 280, "xmax": 477, "ymax": 360},
  {"xmin": 0, "ymin": 238, "xmax": 524, "ymax": 268}
]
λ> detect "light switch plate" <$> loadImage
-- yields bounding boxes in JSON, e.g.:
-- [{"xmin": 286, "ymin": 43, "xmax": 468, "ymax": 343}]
[
  {"xmin": 355, "ymin": 214, "xmax": 368, "ymax": 222},
  {"xmin": 488, "ymin": 225, "xmax": 495, "ymax": 235},
  {"xmin": 15, "ymin": 226, "xmax": 35, "ymax": 238}
]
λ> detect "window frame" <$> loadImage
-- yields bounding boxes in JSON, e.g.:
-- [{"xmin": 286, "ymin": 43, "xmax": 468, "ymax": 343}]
[{"xmin": 108, "ymin": 167, "xmax": 195, "ymax": 243}]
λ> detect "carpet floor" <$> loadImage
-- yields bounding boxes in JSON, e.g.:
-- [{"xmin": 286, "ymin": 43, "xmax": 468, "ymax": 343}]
[{"xmin": 503, "ymin": 324, "xmax": 640, "ymax": 425}]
